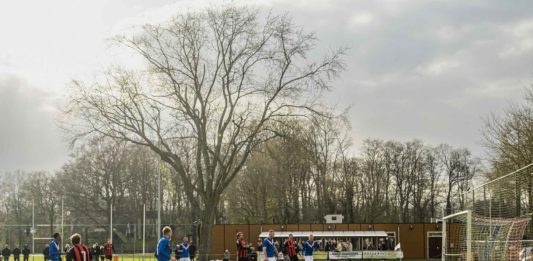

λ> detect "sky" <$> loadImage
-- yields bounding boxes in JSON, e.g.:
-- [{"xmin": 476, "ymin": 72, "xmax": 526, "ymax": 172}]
[{"xmin": 1, "ymin": 0, "xmax": 533, "ymax": 173}]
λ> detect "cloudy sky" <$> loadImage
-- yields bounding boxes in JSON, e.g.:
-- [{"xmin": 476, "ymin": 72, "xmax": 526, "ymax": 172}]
[{"xmin": 1, "ymin": 0, "xmax": 532, "ymax": 173}]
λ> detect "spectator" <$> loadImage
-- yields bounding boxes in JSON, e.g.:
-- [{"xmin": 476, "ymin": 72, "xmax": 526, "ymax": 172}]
[
  {"xmin": 91, "ymin": 244, "xmax": 99, "ymax": 261},
  {"xmin": 363, "ymin": 239, "xmax": 374, "ymax": 251},
  {"xmin": 387, "ymin": 238, "xmax": 395, "ymax": 250},
  {"xmin": 64, "ymin": 244, "xmax": 71, "ymax": 261},
  {"xmin": 188, "ymin": 240, "xmax": 196, "ymax": 261},
  {"xmin": 378, "ymin": 239, "xmax": 387, "ymax": 251},
  {"xmin": 248, "ymin": 247, "xmax": 257, "ymax": 261},
  {"xmin": 2, "ymin": 245, "xmax": 11, "ymax": 261},
  {"xmin": 335, "ymin": 240, "xmax": 343, "ymax": 252},
  {"xmin": 13, "ymin": 246, "xmax": 21, "ymax": 261},
  {"xmin": 99, "ymin": 246, "xmax": 104, "ymax": 261},
  {"xmin": 43, "ymin": 245, "xmax": 50, "ymax": 261},
  {"xmin": 49, "ymin": 234, "xmax": 62, "ymax": 261},
  {"xmin": 345, "ymin": 241, "xmax": 352, "ymax": 252},
  {"xmin": 156, "ymin": 226, "xmax": 173, "ymax": 261},
  {"xmin": 276, "ymin": 251, "xmax": 284, "ymax": 261},
  {"xmin": 22, "ymin": 245, "xmax": 30, "ymax": 261},
  {"xmin": 274, "ymin": 241, "xmax": 281, "ymax": 255},
  {"xmin": 66, "ymin": 234, "xmax": 90, "ymax": 261},
  {"xmin": 324, "ymin": 241, "xmax": 331, "ymax": 252},
  {"xmin": 223, "ymin": 249, "xmax": 230, "ymax": 261},
  {"xmin": 256, "ymin": 239, "xmax": 262, "ymax": 252},
  {"xmin": 103, "ymin": 240, "xmax": 113, "ymax": 261}
]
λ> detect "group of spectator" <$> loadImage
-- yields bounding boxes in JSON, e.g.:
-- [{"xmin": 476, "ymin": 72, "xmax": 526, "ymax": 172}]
[
  {"xmin": 1, "ymin": 245, "xmax": 31, "ymax": 261},
  {"xmin": 323, "ymin": 240, "xmax": 353, "ymax": 252},
  {"xmin": 224, "ymin": 234, "xmax": 394, "ymax": 261},
  {"xmin": 362, "ymin": 238, "xmax": 395, "ymax": 251},
  {"xmin": 89, "ymin": 240, "xmax": 114, "ymax": 261},
  {"xmin": 252, "ymin": 237, "xmax": 395, "ymax": 253}
]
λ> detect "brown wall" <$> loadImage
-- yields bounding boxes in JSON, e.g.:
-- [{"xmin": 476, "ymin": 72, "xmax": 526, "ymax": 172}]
[
  {"xmin": 211, "ymin": 225, "xmax": 224, "ymax": 258},
  {"xmin": 399, "ymin": 224, "xmax": 425, "ymax": 259},
  {"xmin": 210, "ymin": 223, "xmax": 441, "ymax": 260}
]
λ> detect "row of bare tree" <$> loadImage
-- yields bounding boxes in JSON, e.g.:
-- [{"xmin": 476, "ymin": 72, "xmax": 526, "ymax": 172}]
[
  {"xmin": 223, "ymin": 118, "xmax": 479, "ymax": 224},
  {"xmin": 0, "ymin": 118, "xmax": 477, "ymax": 247}
]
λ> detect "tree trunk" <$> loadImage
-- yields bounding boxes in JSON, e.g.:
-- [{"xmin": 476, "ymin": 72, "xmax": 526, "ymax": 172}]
[
  {"xmin": 446, "ymin": 186, "xmax": 452, "ymax": 215},
  {"xmin": 198, "ymin": 200, "xmax": 216, "ymax": 261}
]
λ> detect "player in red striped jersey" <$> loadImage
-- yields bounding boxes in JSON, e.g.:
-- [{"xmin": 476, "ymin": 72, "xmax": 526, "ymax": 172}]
[
  {"xmin": 236, "ymin": 232, "xmax": 249, "ymax": 261},
  {"xmin": 66, "ymin": 234, "xmax": 91, "ymax": 261},
  {"xmin": 283, "ymin": 234, "xmax": 298, "ymax": 261}
]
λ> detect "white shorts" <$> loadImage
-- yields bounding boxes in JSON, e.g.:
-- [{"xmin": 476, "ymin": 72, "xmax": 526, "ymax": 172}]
[
  {"xmin": 180, "ymin": 258, "xmax": 190, "ymax": 261},
  {"xmin": 304, "ymin": 256, "xmax": 313, "ymax": 261},
  {"xmin": 268, "ymin": 257, "xmax": 276, "ymax": 261}
]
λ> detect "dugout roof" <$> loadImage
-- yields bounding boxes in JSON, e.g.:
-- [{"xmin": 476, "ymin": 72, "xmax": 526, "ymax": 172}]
[{"xmin": 258, "ymin": 231, "xmax": 388, "ymax": 238}]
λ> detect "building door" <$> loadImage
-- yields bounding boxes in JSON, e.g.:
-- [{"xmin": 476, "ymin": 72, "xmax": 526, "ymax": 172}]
[{"xmin": 427, "ymin": 232, "xmax": 442, "ymax": 259}]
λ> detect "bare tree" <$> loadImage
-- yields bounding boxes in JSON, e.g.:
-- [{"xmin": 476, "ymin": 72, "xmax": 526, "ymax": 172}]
[
  {"xmin": 58, "ymin": 138, "xmax": 129, "ymax": 225},
  {"xmin": 338, "ymin": 156, "xmax": 360, "ymax": 223},
  {"xmin": 64, "ymin": 6, "xmax": 343, "ymax": 259},
  {"xmin": 1, "ymin": 171, "xmax": 31, "ymax": 246},
  {"xmin": 305, "ymin": 116, "xmax": 346, "ymax": 220},
  {"xmin": 22, "ymin": 172, "xmax": 57, "ymax": 237},
  {"xmin": 437, "ymin": 144, "xmax": 476, "ymax": 214},
  {"xmin": 359, "ymin": 139, "xmax": 387, "ymax": 222},
  {"xmin": 425, "ymin": 149, "xmax": 442, "ymax": 219},
  {"xmin": 483, "ymin": 87, "xmax": 533, "ymax": 217}
]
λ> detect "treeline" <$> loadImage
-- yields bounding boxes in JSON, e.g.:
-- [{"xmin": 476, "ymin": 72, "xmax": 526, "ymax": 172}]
[
  {"xmin": 0, "ymin": 139, "xmax": 173, "ymax": 248},
  {"xmin": 223, "ymin": 118, "xmax": 479, "ymax": 224},
  {"xmin": 0, "ymin": 117, "xmax": 479, "ymax": 247}
]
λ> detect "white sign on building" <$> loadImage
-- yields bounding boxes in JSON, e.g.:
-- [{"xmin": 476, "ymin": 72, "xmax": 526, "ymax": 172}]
[{"xmin": 324, "ymin": 214, "xmax": 344, "ymax": 224}]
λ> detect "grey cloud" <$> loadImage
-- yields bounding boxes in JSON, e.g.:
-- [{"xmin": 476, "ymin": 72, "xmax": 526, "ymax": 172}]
[
  {"xmin": 0, "ymin": 75, "xmax": 68, "ymax": 173},
  {"xmin": 260, "ymin": 0, "xmax": 533, "ymax": 157}
]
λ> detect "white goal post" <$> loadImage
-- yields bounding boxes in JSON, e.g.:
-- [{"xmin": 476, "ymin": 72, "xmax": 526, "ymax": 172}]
[
  {"xmin": 442, "ymin": 210, "xmax": 472, "ymax": 261},
  {"xmin": 442, "ymin": 164, "xmax": 533, "ymax": 261}
]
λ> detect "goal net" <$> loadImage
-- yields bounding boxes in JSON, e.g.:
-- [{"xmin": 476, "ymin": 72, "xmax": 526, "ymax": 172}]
[{"xmin": 442, "ymin": 164, "xmax": 533, "ymax": 261}]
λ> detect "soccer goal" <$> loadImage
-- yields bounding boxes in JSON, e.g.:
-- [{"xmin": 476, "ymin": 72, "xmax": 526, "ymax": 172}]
[{"xmin": 442, "ymin": 164, "xmax": 533, "ymax": 261}]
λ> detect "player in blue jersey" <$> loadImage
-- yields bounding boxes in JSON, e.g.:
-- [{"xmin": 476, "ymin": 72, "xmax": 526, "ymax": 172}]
[
  {"xmin": 301, "ymin": 235, "xmax": 319, "ymax": 261},
  {"xmin": 49, "ymin": 233, "xmax": 62, "ymax": 261},
  {"xmin": 175, "ymin": 236, "xmax": 191, "ymax": 261},
  {"xmin": 157, "ymin": 227, "xmax": 173, "ymax": 261},
  {"xmin": 262, "ymin": 230, "xmax": 278, "ymax": 261}
]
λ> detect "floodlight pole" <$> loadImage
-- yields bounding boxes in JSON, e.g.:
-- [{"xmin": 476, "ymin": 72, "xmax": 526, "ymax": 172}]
[
  {"xmin": 143, "ymin": 204, "xmax": 146, "ymax": 260},
  {"xmin": 32, "ymin": 199, "xmax": 35, "ymax": 253},
  {"xmin": 61, "ymin": 198, "xmax": 64, "ymax": 249},
  {"xmin": 441, "ymin": 218, "xmax": 446, "ymax": 261},
  {"xmin": 110, "ymin": 203, "xmax": 113, "ymax": 243},
  {"xmin": 157, "ymin": 157, "xmax": 161, "ymax": 239},
  {"xmin": 466, "ymin": 210, "xmax": 472, "ymax": 261}
]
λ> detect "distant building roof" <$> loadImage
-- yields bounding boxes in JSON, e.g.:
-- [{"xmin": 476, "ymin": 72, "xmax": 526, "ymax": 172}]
[{"xmin": 258, "ymin": 231, "xmax": 387, "ymax": 238}]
